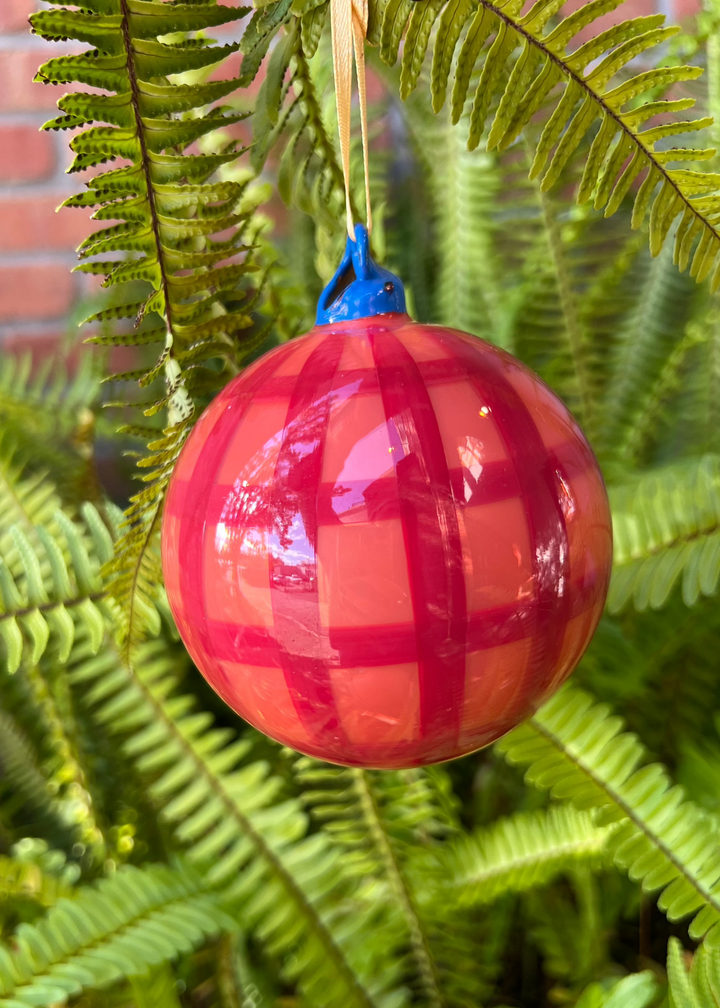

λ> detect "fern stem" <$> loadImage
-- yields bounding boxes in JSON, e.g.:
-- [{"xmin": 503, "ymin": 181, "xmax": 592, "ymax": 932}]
[
  {"xmin": 119, "ymin": 649, "xmax": 377, "ymax": 1008},
  {"xmin": 119, "ymin": 492, "xmax": 163, "ymax": 659},
  {"xmin": 352, "ymin": 769, "xmax": 444, "ymax": 1008},
  {"xmin": 21, "ymin": 662, "xmax": 106, "ymax": 860},
  {"xmin": 118, "ymin": 0, "xmax": 193, "ymax": 427},
  {"xmin": 705, "ymin": 0, "xmax": 720, "ymax": 172},
  {"xmin": 528, "ymin": 716, "xmax": 720, "ymax": 917},
  {"xmin": 536, "ymin": 186, "xmax": 593, "ymax": 425},
  {"xmin": 0, "ymin": 592, "xmax": 105, "ymax": 625}
]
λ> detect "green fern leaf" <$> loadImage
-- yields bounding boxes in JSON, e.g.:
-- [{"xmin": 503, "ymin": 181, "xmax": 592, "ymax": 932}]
[
  {"xmin": 67, "ymin": 640, "xmax": 407, "ymax": 1008},
  {"xmin": 672, "ymin": 935, "xmax": 720, "ymax": 1006},
  {"xmin": 430, "ymin": 0, "xmax": 475, "ymax": 113},
  {"xmin": 443, "ymin": 806, "xmax": 612, "ymax": 905},
  {"xmin": 31, "ymin": 0, "xmax": 265, "ymax": 649},
  {"xmin": 0, "ymin": 862, "xmax": 229, "ymax": 1006},
  {"xmin": 609, "ymin": 455, "xmax": 720, "ymax": 611},
  {"xmin": 377, "ymin": 0, "xmax": 720, "ymax": 280},
  {"xmin": 497, "ymin": 686, "xmax": 720, "ymax": 945}
]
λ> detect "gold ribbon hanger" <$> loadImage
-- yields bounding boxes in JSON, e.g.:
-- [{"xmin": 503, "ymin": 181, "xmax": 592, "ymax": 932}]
[{"xmin": 330, "ymin": 0, "xmax": 372, "ymax": 241}]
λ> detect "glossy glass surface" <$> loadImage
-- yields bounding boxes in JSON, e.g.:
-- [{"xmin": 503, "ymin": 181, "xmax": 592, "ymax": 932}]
[{"xmin": 162, "ymin": 314, "xmax": 612, "ymax": 768}]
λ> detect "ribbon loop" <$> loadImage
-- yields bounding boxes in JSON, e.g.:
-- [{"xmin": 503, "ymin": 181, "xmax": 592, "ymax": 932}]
[{"xmin": 330, "ymin": 0, "xmax": 371, "ymax": 240}]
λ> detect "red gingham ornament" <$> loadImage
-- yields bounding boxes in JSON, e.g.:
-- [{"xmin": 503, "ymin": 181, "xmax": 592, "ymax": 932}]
[{"xmin": 162, "ymin": 227, "xmax": 612, "ymax": 769}]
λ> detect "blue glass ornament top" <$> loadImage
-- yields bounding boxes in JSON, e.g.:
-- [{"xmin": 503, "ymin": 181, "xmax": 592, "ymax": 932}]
[{"xmin": 316, "ymin": 224, "xmax": 406, "ymax": 325}]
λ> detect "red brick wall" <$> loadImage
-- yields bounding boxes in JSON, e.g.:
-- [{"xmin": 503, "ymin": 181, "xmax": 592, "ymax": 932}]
[
  {"xmin": 0, "ymin": 0, "xmax": 701, "ymax": 354},
  {"xmin": 0, "ymin": 0, "xmax": 97, "ymax": 352}
]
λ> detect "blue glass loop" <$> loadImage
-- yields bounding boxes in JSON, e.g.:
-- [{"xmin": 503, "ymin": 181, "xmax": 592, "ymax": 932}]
[{"xmin": 316, "ymin": 224, "xmax": 406, "ymax": 325}]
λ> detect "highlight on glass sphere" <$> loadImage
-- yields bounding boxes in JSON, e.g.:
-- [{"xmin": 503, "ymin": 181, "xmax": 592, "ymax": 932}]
[{"xmin": 162, "ymin": 226, "xmax": 612, "ymax": 770}]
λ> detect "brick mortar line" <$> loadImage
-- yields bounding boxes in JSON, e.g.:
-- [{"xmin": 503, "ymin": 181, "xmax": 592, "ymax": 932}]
[{"xmin": 0, "ymin": 251, "xmax": 79, "ymax": 263}]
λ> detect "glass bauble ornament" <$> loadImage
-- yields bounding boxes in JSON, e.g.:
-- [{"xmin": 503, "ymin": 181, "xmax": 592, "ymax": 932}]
[{"xmin": 162, "ymin": 227, "xmax": 612, "ymax": 769}]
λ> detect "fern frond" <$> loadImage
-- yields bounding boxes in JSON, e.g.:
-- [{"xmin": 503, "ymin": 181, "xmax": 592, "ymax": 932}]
[
  {"xmin": 100, "ymin": 422, "xmax": 184, "ymax": 651},
  {"xmin": 0, "ymin": 354, "xmax": 103, "ymax": 501},
  {"xmin": 442, "ymin": 806, "xmax": 612, "ymax": 906},
  {"xmin": 432, "ymin": 123, "xmax": 508, "ymax": 345},
  {"xmin": 497, "ymin": 686, "xmax": 720, "ymax": 947},
  {"xmin": 251, "ymin": 23, "xmax": 354, "ymax": 240},
  {"xmin": 13, "ymin": 657, "xmax": 107, "ymax": 863},
  {"xmin": 0, "ymin": 861, "xmax": 229, "ymax": 1007},
  {"xmin": 0, "ymin": 503, "xmax": 115, "ymax": 675},
  {"xmin": 620, "ymin": 322, "xmax": 709, "ymax": 468},
  {"xmin": 32, "ymin": 0, "xmax": 262, "ymax": 647},
  {"xmin": 0, "ymin": 709, "xmax": 70, "ymax": 845},
  {"xmin": 67, "ymin": 639, "xmax": 407, "ymax": 1008},
  {"xmin": 377, "ymin": 0, "xmax": 720, "ymax": 280},
  {"xmin": 597, "ymin": 244, "xmax": 698, "ymax": 461},
  {"xmin": 667, "ymin": 934, "xmax": 720, "ymax": 1006},
  {"xmin": 296, "ymin": 759, "xmax": 505, "ymax": 1006},
  {"xmin": 609, "ymin": 454, "xmax": 720, "ymax": 612},
  {"xmin": 296, "ymin": 760, "xmax": 456, "ymax": 1006},
  {"xmin": 0, "ymin": 450, "xmax": 67, "ymax": 553}
]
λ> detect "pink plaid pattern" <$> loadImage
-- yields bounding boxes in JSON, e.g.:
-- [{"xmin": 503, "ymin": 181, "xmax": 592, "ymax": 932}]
[{"xmin": 162, "ymin": 314, "xmax": 612, "ymax": 768}]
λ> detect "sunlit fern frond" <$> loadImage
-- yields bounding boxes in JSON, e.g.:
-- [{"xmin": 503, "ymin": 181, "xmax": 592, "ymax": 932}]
[
  {"xmin": 31, "ymin": 0, "xmax": 265, "ymax": 649},
  {"xmin": 33, "ymin": 0, "xmax": 260, "ymax": 391},
  {"xmin": 439, "ymin": 805, "xmax": 612, "ymax": 906},
  {"xmin": 99, "ymin": 421, "xmax": 180, "ymax": 651},
  {"xmin": 0, "ymin": 860, "xmax": 231, "ymax": 1007},
  {"xmin": 609, "ymin": 454, "xmax": 720, "ymax": 611},
  {"xmin": 375, "ymin": 0, "xmax": 720, "ymax": 284},
  {"xmin": 66, "ymin": 639, "xmax": 408, "ymax": 1008},
  {"xmin": 497, "ymin": 686, "xmax": 720, "ymax": 945}
]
